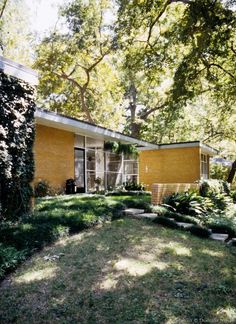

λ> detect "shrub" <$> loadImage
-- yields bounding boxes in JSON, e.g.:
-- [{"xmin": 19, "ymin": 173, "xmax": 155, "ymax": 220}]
[
  {"xmin": 189, "ymin": 225, "xmax": 211, "ymax": 238},
  {"xmin": 165, "ymin": 212, "xmax": 199, "ymax": 225},
  {"xmin": 210, "ymin": 193, "xmax": 232, "ymax": 211},
  {"xmin": 124, "ymin": 181, "xmax": 145, "ymax": 191},
  {"xmin": 0, "ymin": 71, "xmax": 36, "ymax": 220},
  {"xmin": 0, "ymin": 244, "xmax": 27, "ymax": 279},
  {"xmin": 153, "ymin": 216, "xmax": 178, "ymax": 229},
  {"xmin": 200, "ymin": 179, "xmax": 230, "ymax": 197},
  {"xmin": 151, "ymin": 205, "xmax": 169, "ymax": 216},
  {"xmin": 210, "ymin": 163, "xmax": 230, "ymax": 181},
  {"xmin": 106, "ymin": 191, "xmax": 150, "ymax": 196},
  {"xmin": 230, "ymin": 190, "xmax": 236, "ymax": 203},
  {"xmin": 163, "ymin": 191, "xmax": 208, "ymax": 216},
  {"xmin": 0, "ymin": 194, "xmax": 150, "ymax": 279},
  {"xmin": 34, "ymin": 180, "xmax": 50, "ymax": 197}
]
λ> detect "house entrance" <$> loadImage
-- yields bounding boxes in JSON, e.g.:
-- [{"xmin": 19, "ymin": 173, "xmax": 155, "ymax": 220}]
[{"xmin": 74, "ymin": 148, "xmax": 86, "ymax": 193}]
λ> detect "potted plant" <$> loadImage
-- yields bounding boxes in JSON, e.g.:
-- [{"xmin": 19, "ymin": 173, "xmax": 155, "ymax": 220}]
[{"xmin": 94, "ymin": 177, "xmax": 102, "ymax": 192}]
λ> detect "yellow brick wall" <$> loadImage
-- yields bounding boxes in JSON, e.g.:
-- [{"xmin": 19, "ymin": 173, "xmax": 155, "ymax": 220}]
[
  {"xmin": 152, "ymin": 183, "xmax": 199, "ymax": 205},
  {"xmin": 34, "ymin": 124, "xmax": 75, "ymax": 189},
  {"xmin": 139, "ymin": 147, "xmax": 201, "ymax": 190}
]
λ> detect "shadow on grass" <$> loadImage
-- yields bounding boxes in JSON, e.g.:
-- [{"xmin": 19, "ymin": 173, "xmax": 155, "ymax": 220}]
[{"xmin": 0, "ymin": 219, "xmax": 235, "ymax": 323}]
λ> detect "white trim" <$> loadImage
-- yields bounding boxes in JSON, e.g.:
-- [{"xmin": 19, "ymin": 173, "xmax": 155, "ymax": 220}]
[
  {"xmin": 200, "ymin": 143, "xmax": 218, "ymax": 156},
  {"xmin": 138, "ymin": 141, "xmax": 217, "ymax": 155},
  {"xmin": 0, "ymin": 56, "xmax": 38, "ymax": 85},
  {"xmin": 35, "ymin": 109, "xmax": 159, "ymax": 149}
]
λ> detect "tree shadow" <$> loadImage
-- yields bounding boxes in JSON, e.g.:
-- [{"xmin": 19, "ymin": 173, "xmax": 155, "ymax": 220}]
[{"xmin": 0, "ymin": 219, "xmax": 235, "ymax": 323}]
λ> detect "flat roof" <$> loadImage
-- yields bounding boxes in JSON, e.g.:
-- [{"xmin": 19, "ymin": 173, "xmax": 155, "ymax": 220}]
[
  {"xmin": 141, "ymin": 140, "xmax": 218, "ymax": 155},
  {"xmin": 35, "ymin": 109, "xmax": 218, "ymax": 154},
  {"xmin": 35, "ymin": 108, "xmax": 159, "ymax": 148}
]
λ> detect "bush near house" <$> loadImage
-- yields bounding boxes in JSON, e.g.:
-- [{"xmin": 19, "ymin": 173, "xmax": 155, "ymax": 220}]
[
  {"xmin": 160, "ymin": 180, "xmax": 236, "ymax": 236},
  {"xmin": 0, "ymin": 194, "xmax": 150, "ymax": 280},
  {"xmin": 0, "ymin": 71, "xmax": 36, "ymax": 221}
]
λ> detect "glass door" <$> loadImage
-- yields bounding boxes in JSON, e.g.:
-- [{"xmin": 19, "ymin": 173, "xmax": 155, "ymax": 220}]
[{"xmin": 74, "ymin": 148, "xmax": 85, "ymax": 193}]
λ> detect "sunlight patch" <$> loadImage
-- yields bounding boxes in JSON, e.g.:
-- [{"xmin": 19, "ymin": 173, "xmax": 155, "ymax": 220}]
[
  {"xmin": 201, "ymin": 249, "xmax": 224, "ymax": 257},
  {"xmin": 114, "ymin": 257, "xmax": 168, "ymax": 276},
  {"xmin": 99, "ymin": 277, "xmax": 118, "ymax": 290},
  {"xmin": 216, "ymin": 306, "xmax": 236, "ymax": 322},
  {"xmin": 115, "ymin": 258, "xmax": 153, "ymax": 276},
  {"xmin": 15, "ymin": 266, "xmax": 57, "ymax": 283},
  {"xmin": 166, "ymin": 242, "xmax": 192, "ymax": 256}
]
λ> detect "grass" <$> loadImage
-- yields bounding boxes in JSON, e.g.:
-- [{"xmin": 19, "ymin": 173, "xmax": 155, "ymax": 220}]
[
  {"xmin": 0, "ymin": 217, "xmax": 235, "ymax": 323},
  {"xmin": 0, "ymin": 194, "xmax": 151, "ymax": 279}
]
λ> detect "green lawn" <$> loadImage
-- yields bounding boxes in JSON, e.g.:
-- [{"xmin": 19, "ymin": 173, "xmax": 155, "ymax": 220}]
[
  {"xmin": 0, "ymin": 194, "xmax": 151, "ymax": 279},
  {"xmin": 0, "ymin": 216, "xmax": 235, "ymax": 323}
]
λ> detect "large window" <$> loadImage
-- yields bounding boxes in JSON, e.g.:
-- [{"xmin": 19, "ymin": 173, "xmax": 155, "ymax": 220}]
[
  {"xmin": 123, "ymin": 157, "xmax": 138, "ymax": 184},
  {"xmin": 86, "ymin": 148, "xmax": 105, "ymax": 191},
  {"xmin": 105, "ymin": 152, "xmax": 123, "ymax": 189},
  {"xmin": 201, "ymin": 154, "xmax": 208, "ymax": 179},
  {"xmin": 74, "ymin": 135, "xmax": 139, "ymax": 191}
]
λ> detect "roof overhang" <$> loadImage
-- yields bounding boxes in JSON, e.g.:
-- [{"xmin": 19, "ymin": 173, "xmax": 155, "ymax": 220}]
[
  {"xmin": 35, "ymin": 109, "xmax": 159, "ymax": 149},
  {"xmin": 139, "ymin": 141, "xmax": 218, "ymax": 156},
  {"xmin": 0, "ymin": 56, "xmax": 38, "ymax": 85}
]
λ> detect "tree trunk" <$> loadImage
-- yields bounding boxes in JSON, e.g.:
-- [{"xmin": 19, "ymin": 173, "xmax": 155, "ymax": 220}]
[
  {"xmin": 79, "ymin": 89, "xmax": 95, "ymax": 124},
  {"xmin": 227, "ymin": 159, "xmax": 236, "ymax": 184}
]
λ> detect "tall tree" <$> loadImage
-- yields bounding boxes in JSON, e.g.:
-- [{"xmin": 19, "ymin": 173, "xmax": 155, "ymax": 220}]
[
  {"xmin": 35, "ymin": 0, "xmax": 124, "ymax": 128},
  {"xmin": 116, "ymin": 0, "xmax": 236, "ymax": 139},
  {"xmin": 0, "ymin": 0, "xmax": 32, "ymax": 65}
]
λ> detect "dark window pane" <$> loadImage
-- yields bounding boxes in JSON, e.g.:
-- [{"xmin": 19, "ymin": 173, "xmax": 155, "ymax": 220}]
[
  {"xmin": 87, "ymin": 149, "xmax": 95, "ymax": 170},
  {"xmin": 106, "ymin": 172, "xmax": 122, "ymax": 189},
  {"xmin": 75, "ymin": 149, "xmax": 85, "ymax": 189}
]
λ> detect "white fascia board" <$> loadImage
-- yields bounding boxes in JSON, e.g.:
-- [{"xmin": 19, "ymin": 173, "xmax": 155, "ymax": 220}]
[
  {"xmin": 0, "ymin": 56, "xmax": 38, "ymax": 85},
  {"xmin": 138, "ymin": 141, "xmax": 218, "ymax": 155},
  {"xmin": 200, "ymin": 143, "xmax": 218, "ymax": 156},
  {"xmin": 35, "ymin": 109, "xmax": 159, "ymax": 149},
  {"xmin": 158, "ymin": 142, "xmax": 200, "ymax": 150}
]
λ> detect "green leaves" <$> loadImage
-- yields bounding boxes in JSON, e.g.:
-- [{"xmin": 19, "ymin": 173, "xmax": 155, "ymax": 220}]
[{"xmin": 0, "ymin": 71, "xmax": 36, "ymax": 220}]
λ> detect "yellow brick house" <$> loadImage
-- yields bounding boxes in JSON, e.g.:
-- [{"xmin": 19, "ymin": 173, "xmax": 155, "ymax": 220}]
[{"xmin": 0, "ymin": 56, "xmax": 218, "ymax": 193}]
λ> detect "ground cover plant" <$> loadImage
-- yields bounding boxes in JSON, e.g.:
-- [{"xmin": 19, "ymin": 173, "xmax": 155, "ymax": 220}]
[
  {"xmin": 0, "ymin": 218, "xmax": 235, "ymax": 323},
  {"xmin": 161, "ymin": 180, "xmax": 236, "ymax": 237},
  {"xmin": 0, "ymin": 194, "xmax": 150, "ymax": 279}
]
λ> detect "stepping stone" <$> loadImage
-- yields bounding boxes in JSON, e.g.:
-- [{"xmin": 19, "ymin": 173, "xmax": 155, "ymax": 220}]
[
  {"xmin": 227, "ymin": 238, "xmax": 236, "ymax": 246},
  {"xmin": 176, "ymin": 222, "xmax": 194, "ymax": 229},
  {"xmin": 124, "ymin": 208, "xmax": 145, "ymax": 215},
  {"xmin": 210, "ymin": 233, "xmax": 228, "ymax": 241},
  {"xmin": 135, "ymin": 213, "xmax": 157, "ymax": 220}
]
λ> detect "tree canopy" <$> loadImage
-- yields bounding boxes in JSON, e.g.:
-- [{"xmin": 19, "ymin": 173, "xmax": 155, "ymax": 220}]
[{"xmin": 1, "ymin": 0, "xmax": 233, "ymax": 158}]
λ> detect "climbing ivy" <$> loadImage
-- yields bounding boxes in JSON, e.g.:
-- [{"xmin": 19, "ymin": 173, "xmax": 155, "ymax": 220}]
[{"xmin": 0, "ymin": 71, "xmax": 36, "ymax": 220}]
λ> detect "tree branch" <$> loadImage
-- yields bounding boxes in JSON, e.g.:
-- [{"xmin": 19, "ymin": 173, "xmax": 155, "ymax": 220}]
[
  {"xmin": 231, "ymin": 42, "xmax": 236, "ymax": 56},
  {"xmin": 146, "ymin": 0, "xmax": 171, "ymax": 46},
  {"xmin": 208, "ymin": 63, "xmax": 235, "ymax": 80},
  {"xmin": 140, "ymin": 103, "xmax": 166, "ymax": 120},
  {"xmin": 146, "ymin": 0, "xmax": 192, "ymax": 46},
  {"xmin": 0, "ymin": 0, "xmax": 8, "ymax": 20}
]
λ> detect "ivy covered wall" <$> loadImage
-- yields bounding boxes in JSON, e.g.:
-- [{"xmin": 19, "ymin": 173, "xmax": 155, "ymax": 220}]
[{"xmin": 0, "ymin": 71, "xmax": 36, "ymax": 220}]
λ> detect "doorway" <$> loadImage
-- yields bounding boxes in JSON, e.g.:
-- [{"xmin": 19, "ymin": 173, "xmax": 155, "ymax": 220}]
[{"xmin": 74, "ymin": 148, "xmax": 85, "ymax": 193}]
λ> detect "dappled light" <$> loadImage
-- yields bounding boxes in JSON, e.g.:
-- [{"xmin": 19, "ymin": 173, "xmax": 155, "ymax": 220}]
[
  {"xmin": 0, "ymin": 218, "xmax": 235, "ymax": 323},
  {"xmin": 114, "ymin": 257, "xmax": 164, "ymax": 277},
  {"xmin": 14, "ymin": 266, "xmax": 58, "ymax": 284},
  {"xmin": 201, "ymin": 248, "xmax": 225, "ymax": 257},
  {"xmin": 215, "ymin": 306, "xmax": 236, "ymax": 322}
]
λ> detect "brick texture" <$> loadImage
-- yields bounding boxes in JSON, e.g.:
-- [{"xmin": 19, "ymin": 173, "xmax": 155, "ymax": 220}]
[
  {"xmin": 34, "ymin": 124, "xmax": 74, "ymax": 189},
  {"xmin": 151, "ymin": 183, "xmax": 199, "ymax": 205},
  {"xmin": 139, "ymin": 147, "xmax": 201, "ymax": 191}
]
